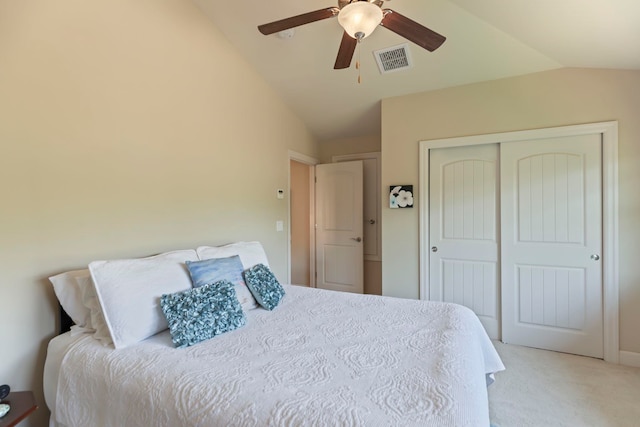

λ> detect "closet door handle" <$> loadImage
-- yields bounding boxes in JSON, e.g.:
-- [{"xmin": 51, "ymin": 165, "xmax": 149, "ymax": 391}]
[{"xmin": 351, "ymin": 237, "xmax": 362, "ymax": 242}]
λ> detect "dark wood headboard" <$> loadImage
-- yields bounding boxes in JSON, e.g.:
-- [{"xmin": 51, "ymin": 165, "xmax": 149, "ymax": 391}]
[{"xmin": 60, "ymin": 304, "xmax": 74, "ymax": 335}]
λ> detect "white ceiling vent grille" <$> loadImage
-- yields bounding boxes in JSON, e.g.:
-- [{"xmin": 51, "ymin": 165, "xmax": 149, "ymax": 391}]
[{"xmin": 373, "ymin": 43, "xmax": 413, "ymax": 74}]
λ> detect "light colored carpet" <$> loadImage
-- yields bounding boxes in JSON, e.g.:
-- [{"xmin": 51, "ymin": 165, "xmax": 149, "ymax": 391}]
[{"xmin": 489, "ymin": 342, "xmax": 640, "ymax": 427}]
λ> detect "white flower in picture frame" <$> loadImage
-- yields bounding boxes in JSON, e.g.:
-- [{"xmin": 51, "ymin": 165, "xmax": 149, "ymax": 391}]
[
  {"xmin": 389, "ymin": 185, "xmax": 413, "ymax": 208},
  {"xmin": 397, "ymin": 190, "xmax": 413, "ymax": 208}
]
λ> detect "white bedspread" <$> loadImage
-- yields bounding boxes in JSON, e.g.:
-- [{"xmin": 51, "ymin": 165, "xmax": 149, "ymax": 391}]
[{"xmin": 52, "ymin": 285, "xmax": 504, "ymax": 426}]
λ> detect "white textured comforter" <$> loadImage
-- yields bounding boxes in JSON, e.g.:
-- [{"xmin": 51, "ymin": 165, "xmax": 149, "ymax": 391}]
[{"xmin": 53, "ymin": 285, "xmax": 504, "ymax": 426}]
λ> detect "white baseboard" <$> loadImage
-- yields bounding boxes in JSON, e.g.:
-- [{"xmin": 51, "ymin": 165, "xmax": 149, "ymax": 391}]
[{"xmin": 619, "ymin": 351, "xmax": 640, "ymax": 367}]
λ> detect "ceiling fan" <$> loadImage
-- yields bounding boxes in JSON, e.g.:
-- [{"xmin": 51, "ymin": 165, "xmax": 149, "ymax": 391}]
[{"xmin": 258, "ymin": 0, "xmax": 446, "ymax": 70}]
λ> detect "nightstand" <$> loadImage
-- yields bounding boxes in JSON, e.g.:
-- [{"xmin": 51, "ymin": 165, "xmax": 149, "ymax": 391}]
[{"xmin": 0, "ymin": 391, "xmax": 37, "ymax": 427}]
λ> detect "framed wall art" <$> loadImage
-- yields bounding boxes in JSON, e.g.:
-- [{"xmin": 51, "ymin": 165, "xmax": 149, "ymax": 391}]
[{"xmin": 389, "ymin": 185, "xmax": 413, "ymax": 208}]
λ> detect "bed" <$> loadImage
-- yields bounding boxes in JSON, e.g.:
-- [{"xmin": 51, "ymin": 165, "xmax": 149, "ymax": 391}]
[{"xmin": 44, "ymin": 242, "xmax": 504, "ymax": 427}]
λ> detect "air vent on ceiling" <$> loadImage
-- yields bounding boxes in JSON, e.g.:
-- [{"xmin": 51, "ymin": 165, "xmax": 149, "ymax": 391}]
[{"xmin": 373, "ymin": 43, "xmax": 413, "ymax": 74}]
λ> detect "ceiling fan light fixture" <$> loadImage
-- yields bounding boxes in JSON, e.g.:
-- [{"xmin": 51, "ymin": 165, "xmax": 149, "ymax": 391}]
[{"xmin": 338, "ymin": 1, "xmax": 383, "ymax": 40}]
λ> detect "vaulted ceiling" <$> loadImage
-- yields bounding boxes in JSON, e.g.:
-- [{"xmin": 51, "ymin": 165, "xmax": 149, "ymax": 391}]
[{"xmin": 193, "ymin": 0, "xmax": 640, "ymax": 141}]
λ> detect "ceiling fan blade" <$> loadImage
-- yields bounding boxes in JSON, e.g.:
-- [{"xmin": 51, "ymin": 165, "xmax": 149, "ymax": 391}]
[
  {"xmin": 381, "ymin": 9, "xmax": 446, "ymax": 52},
  {"xmin": 258, "ymin": 8, "xmax": 339, "ymax": 35},
  {"xmin": 334, "ymin": 31, "xmax": 358, "ymax": 69}
]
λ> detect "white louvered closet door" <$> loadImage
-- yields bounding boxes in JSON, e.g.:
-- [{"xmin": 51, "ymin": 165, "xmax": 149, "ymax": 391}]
[
  {"xmin": 501, "ymin": 135, "xmax": 603, "ymax": 358},
  {"xmin": 429, "ymin": 144, "xmax": 500, "ymax": 339}
]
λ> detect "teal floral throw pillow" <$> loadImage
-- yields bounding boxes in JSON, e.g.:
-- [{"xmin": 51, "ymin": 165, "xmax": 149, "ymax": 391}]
[
  {"xmin": 243, "ymin": 264, "xmax": 285, "ymax": 311},
  {"xmin": 160, "ymin": 280, "xmax": 246, "ymax": 348}
]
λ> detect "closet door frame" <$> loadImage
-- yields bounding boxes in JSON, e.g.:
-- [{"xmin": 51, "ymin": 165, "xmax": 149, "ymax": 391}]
[{"xmin": 419, "ymin": 121, "xmax": 619, "ymax": 363}]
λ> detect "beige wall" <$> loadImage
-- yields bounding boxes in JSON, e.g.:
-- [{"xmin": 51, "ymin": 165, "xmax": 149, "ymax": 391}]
[
  {"xmin": 320, "ymin": 134, "xmax": 383, "ymax": 295},
  {"xmin": 0, "ymin": 1, "xmax": 317, "ymax": 425},
  {"xmin": 318, "ymin": 134, "xmax": 381, "ymax": 163},
  {"xmin": 381, "ymin": 68, "xmax": 640, "ymax": 353}
]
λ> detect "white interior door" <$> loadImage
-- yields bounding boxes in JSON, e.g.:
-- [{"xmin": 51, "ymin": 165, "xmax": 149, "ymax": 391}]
[
  {"xmin": 429, "ymin": 144, "xmax": 500, "ymax": 338},
  {"xmin": 315, "ymin": 161, "xmax": 364, "ymax": 293},
  {"xmin": 501, "ymin": 135, "xmax": 603, "ymax": 358},
  {"xmin": 333, "ymin": 153, "xmax": 381, "ymax": 261}
]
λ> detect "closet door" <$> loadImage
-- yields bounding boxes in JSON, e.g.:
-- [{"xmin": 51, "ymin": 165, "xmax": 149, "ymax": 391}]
[
  {"xmin": 501, "ymin": 135, "xmax": 603, "ymax": 358},
  {"xmin": 429, "ymin": 144, "xmax": 500, "ymax": 339}
]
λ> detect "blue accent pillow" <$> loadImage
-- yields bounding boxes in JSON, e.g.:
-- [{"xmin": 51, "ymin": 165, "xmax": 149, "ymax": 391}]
[
  {"xmin": 186, "ymin": 255, "xmax": 244, "ymax": 288},
  {"xmin": 243, "ymin": 264, "xmax": 285, "ymax": 311},
  {"xmin": 160, "ymin": 280, "xmax": 246, "ymax": 348},
  {"xmin": 186, "ymin": 255, "xmax": 257, "ymax": 311}
]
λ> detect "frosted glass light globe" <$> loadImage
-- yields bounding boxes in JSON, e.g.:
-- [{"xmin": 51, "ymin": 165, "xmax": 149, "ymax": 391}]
[{"xmin": 338, "ymin": 2, "xmax": 383, "ymax": 40}]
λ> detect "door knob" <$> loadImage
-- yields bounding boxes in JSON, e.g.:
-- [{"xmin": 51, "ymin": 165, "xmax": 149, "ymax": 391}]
[
  {"xmin": 369, "ymin": 219, "xmax": 376, "ymax": 225},
  {"xmin": 591, "ymin": 254, "xmax": 600, "ymax": 261},
  {"xmin": 351, "ymin": 237, "xmax": 362, "ymax": 242},
  {"xmin": 431, "ymin": 246, "xmax": 438, "ymax": 252}
]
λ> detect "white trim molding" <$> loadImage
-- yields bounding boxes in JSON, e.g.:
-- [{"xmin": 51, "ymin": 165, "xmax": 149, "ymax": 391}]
[
  {"xmin": 619, "ymin": 351, "xmax": 640, "ymax": 368},
  {"xmin": 419, "ymin": 121, "xmax": 619, "ymax": 363},
  {"xmin": 288, "ymin": 150, "xmax": 319, "ymax": 166}
]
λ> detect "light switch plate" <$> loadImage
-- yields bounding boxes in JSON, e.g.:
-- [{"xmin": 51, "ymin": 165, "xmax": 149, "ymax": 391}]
[
  {"xmin": 277, "ymin": 189, "xmax": 284, "ymax": 199},
  {"xmin": 276, "ymin": 220, "xmax": 284, "ymax": 232}
]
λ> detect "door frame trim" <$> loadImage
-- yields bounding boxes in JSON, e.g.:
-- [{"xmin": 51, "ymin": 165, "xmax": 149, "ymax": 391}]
[
  {"xmin": 419, "ymin": 121, "xmax": 619, "ymax": 363},
  {"xmin": 288, "ymin": 150, "xmax": 319, "ymax": 287}
]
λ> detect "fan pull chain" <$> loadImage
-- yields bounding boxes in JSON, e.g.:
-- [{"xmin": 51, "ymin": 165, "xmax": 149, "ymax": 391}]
[{"xmin": 356, "ymin": 38, "xmax": 361, "ymax": 84}]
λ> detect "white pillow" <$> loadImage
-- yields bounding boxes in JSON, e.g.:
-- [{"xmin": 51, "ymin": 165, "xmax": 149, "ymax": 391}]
[
  {"xmin": 49, "ymin": 269, "xmax": 93, "ymax": 328},
  {"xmin": 196, "ymin": 241, "xmax": 270, "ymax": 269},
  {"xmin": 89, "ymin": 249, "xmax": 199, "ymax": 349},
  {"xmin": 76, "ymin": 275, "xmax": 113, "ymax": 346}
]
